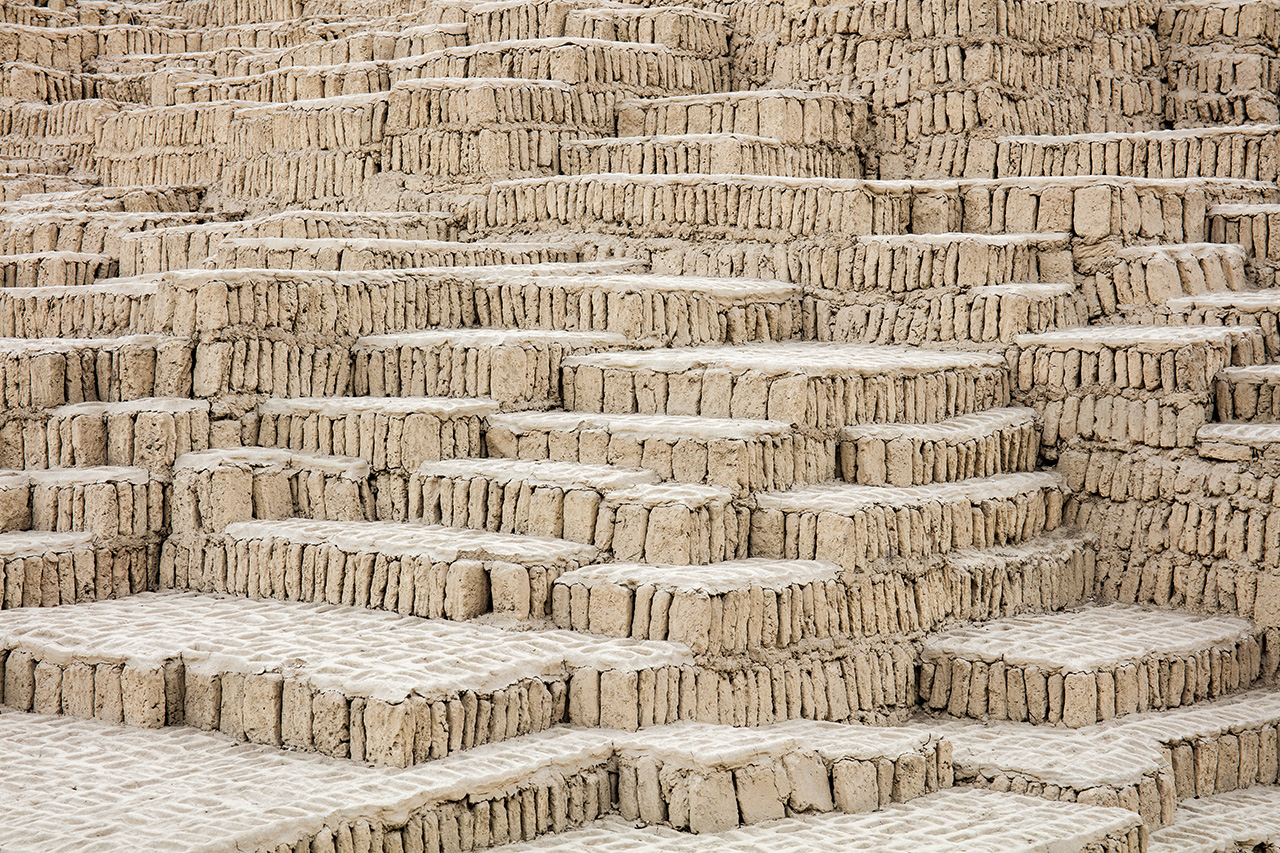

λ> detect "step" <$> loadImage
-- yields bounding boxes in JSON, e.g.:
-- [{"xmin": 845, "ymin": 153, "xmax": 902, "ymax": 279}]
[
  {"xmin": 811, "ymin": 282, "xmax": 1087, "ymax": 346},
  {"xmin": 0, "ymin": 530, "xmax": 153, "ymax": 608},
  {"xmin": 452, "ymin": 271, "xmax": 800, "ymax": 347},
  {"xmin": 0, "ymin": 714, "xmax": 620, "ymax": 850},
  {"xmin": 0, "ymin": 279, "xmax": 158, "ymax": 338},
  {"xmin": 351, "ymin": 329, "xmax": 627, "ymax": 406},
  {"xmin": 0, "ymin": 590, "xmax": 692, "ymax": 763},
  {"xmin": 477, "ymin": 175, "xmax": 1280, "ymax": 249},
  {"xmin": 1198, "ymin": 422, "xmax": 1280, "ymax": 461},
  {"xmin": 380, "ymin": 77, "xmax": 618, "ymax": 182},
  {"xmin": 0, "ymin": 250, "xmax": 116, "ymax": 288},
  {"xmin": 750, "ymin": 472, "xmax": 1069, "ymax": 571},
  {"xmin": 211, "ymin": 236, "xmax": 587, "ymax": 272},
  {"xmin": 250, "ymin": 396, "xmax": 498, "ymax": 479},
  {"xmin": 410, "ymin": 458, "xmax": 746, "ymax": 565},
  {"xmin": 922, "ymin": 604, "xmax": 1267, "ymax": 727},
  {"xmin": 1014, "ymin": 325, "xmax": 1267, "ymax": 448},
  {"xmin": 120, "ymin": 210, "xmax": 459, "ymax": 275},
  {"xmin": 0, "ymin": 712, "xmax": 952, "ymax": 851},
  {"xmin": 1153, "ymin": 289, "xmax": 1280, "ymax": 360},
  {"xmin": 994, "ymin": 125, "xmax": 1280, "ymax": 181},
  {"xmin": 0, "ymin": 397, "xmax": 211, "ymax": 472},
  {"xmin": 1214, "ymin": 364, "xmax": 1280, "ymax": 422},
  {"xmin": 162, "ymin": 518, "xmax": 602, "ymax": 621},
  {"xmin": 560, "ymin": 132, "xmax": 864, "ymax": 179},
  {"xmin": 171, "ymin": 447, "xmax": 374, "ymax": 533},
  {"xmin": 478, "ymin": 173, "xmax": 918, "ymax": 241},
  {"xmin": 404, "ymin": 38, "xmax": 727, "ymax": 99},
  {"xmin": 615, "ymin": 89, "xmax": 866, "ymax": 146},
  {"xmin": 1165, "ymin": 46, "xmax": 1280, "ymax": 127},
  {"xmin": 491, "ymin": 789, "xmax": 1143, "ymax": 851},
  {"xmin": 915, "ymin": 688, "xmax": 1280, "ymax": 830},
  {"xmin": 0, "ymin": 466, "xmax": 163, "ymax": 538},
  {"xmin": 149, "ymin": 261, "xmax": 646, "ymax": 339},
  {"xmin": 809, "ymin": 232, "xmax": 1074, "ymax": 295},
  {"xmin": 0, "ymin": 335, "xmax": 193, "ymax": 409},
  {"xmin": 1110, "ymin": 243, "xmax": 1250, "ymax": 308},
  {"xmin": 839, "ymin": 408, "xmax": 1041, "ymax": 487},
  {"xmin": 1149, "ymin": 788, "xmax": 1280, "ymax": 853},
  {"xmin": 484, "ymin": 410, "xmax": 837, "ymax": 496},
  {"xmin": 467, "ymin": 3, "xmax": 730, "ymax": 59},
  {"xmin": 561, "ymin": 343, "xmax": 1011, "ymax": 431},
  {"xmin": 1209, "ymin": 203, "xmax": 1280, "ymax": 270},
  {"xmin": 551, "ymin": 557, "xmax": 841, "ymax": 653}
]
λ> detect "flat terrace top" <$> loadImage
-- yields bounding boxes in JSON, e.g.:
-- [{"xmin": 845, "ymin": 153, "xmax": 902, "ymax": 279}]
[
  {"xmin": 222, "ymin": 519, "xmax": 601, "ymax": 567},
  {"xmin": 0, "ymin": 591, "xmax": 693, "ymax": 700},
  {"xmin": 912, "ymin": 690, "xmax": 1280, "ymax": 789},
  {"xmin": 1017, "ymin": 325, "xmax": 1257, "ymax": 349},
  {"xmin": 487, "ymin": 410, "xmax": 797, "ymax": 440},
  {"xmin": 494, "ymin": 790, "xmax": 1139, "ymax": 852},
  {"xmin": 0, "ymin": 712, "xmax": 615, "ymax": 853},
  {"xmin": 418, "ymin": 457, "xmax": 662, "ymax": 490},
  {"xmin": 564, "ymin": 342, "xmax": 1006, "ymax": 377},
  {"xmin": 1149, "ymin": 788, "xmax": 1280, "ymax": 853},
  {"xmin": 558, "ymin": 558, "xmax": 840, "ymax": 595},
  {"xmin": 756, "ymin": 471, "xmax": 1063, "ymax": 514},
  {"xmin": 256, "ymin": 396, "xmax": 500, "ymax": 418},
  {"xmin": 923, "ymin": 603, "xmax": 1255, "ymax": 670},
  {"xmin": 0, "ymin": 531, "xmax": 95, "ymax": 559},
  {"xmin": 355, "ymin": 328, "xmax": 627, "ymax": 347}
]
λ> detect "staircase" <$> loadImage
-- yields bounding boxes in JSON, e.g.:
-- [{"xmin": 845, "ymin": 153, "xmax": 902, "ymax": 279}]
[{"xmin": 2, "ymin": 0, "xmax": 1280, "ymax": 850}]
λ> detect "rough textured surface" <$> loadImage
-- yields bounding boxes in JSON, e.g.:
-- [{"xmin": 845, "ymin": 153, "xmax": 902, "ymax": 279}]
[{"xmin": 4, "ymin": 0, "xmax": 1280, "ymax": 847}]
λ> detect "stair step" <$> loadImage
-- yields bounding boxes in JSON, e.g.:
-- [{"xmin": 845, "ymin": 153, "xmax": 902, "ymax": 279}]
[
  {"xmin": 916, "ymin": 688, "xmax": 1280, "ymax": 829},
  {"xmin": 120, "ymin": 210, "xmax": 460, "ymax": 276},
  {"xmin": 484, "ymin": 410, "xmax": 836, "ymax": 495},
  {"xmin": 1152, "ymin": 289, "xmax": 1280, "ymax": 360},
  {"xmin": 616, "ymin": 89, "xmax": 866, "ymax": 146},
  {"xmin": 352, "ymin": 328, "xmax": 627, "ymax": 406},
  {"xmin": 410, "ymin": 458, "xmax": 746, "ymax": 564},
  {"xmin": 149, "ymin": 261, "xmax": 646, "ymax": 338},
  {"xmin": 0, "ymin": 713, "xmax": 619, "ymax": 850},
  {"xmin": 412, "ymin": 38, "xmax": 726, "ymax": 99},
  {"xmin": 1014, "ymin": 325, "xmax": 1267, "ymax": 448},
  {"xmin": 560, "ymin": 132, "xmax": 864, "ymax": 179},
  {"xmin": 171, "ymin": 447, "xmax": 374, "ymax": 533},
  {"xmin": 0, "ymin": 466, "xmax": 163, "ymax": 538},
  {"xmin": 922, "ymin": 604, "xmax": 1267, "ymax": 726},
  {"xmin": 995, "ymin": 124, "xmax": 1280, "ymax": 181},
  {"xmin": 751, "ymin": 472, "xmax": 1069, "ymax": 570},
  {"xmin": 0, "ymin": 250, "xmax": 116, "ymax": 288},
  {"xmin": 0, "ymin": 279, "xmax": 158, "ymax": 339},
  {"xmin": 1215, "ymin": 364, "xmax": 1280, "ymax": 422},
  {"xmin": 561, "ymin": 342, "xmax": 1011, "ymax": 431},
  {"xmin": 1111, "ymin": 242, "xmax": 1249, "ymax": 306},
  {"xmin": 251, "ymin": 396, "xmax": 497, "ymax": 479},
  {"xmin": 552, "ymin": 557, "xmax": 840, "ymax": 653},
  {"xmin": 0, "ymin": 711, "xmax": 947, "ymax": 850},
  {"xmin": 162, "ymin": 519, "xmax": 601, "ymax": 621},
  {"xmin": 467, "ymin": 3, "xmax": 729, "ymax": 58},
  {"xmin": 0, "ymin": 590, "xmax": 690, "ymax": 764},
  {"xmin": 0, "ymin": 397, "xmax": 211, "ymax": 472},
  {"xmin": 1150, "ymin": 788, "xmax": 1280, "ymax": 853},
  {"xmin": 0, "ymin": 335, "xmax": 193, "ymax": 409},
  {"xmin": 212, "ymin": 236, "xmax": 586, "ymax": 272},
  {"xmin": 0, "ymin": 530, "xmax": 153, "ymax": 607},
  {"xmin": 493, "ymin": 789, "xmax": 1143, "ymax": 851},
  {"xmin": 429, "ymin": 271, "xmax": 801, "ymax": 346},
  {"xmin": 839, "ymin": 407, "xmax": 1041, "ymax": 487},
  {"xmin": 814, "ymin": 281, "xmax": 1086, "ymax": 347},
  {"xmin": 1197, "ymin": 422, "xmax": 1280, "ymax": 460}
]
